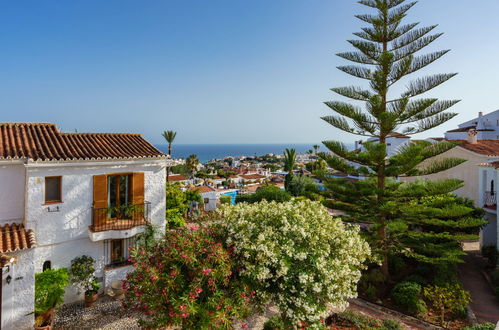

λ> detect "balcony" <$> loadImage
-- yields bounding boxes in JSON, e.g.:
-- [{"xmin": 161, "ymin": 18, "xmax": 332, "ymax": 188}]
[
  {"xmin": 88, "ymin": 202, "xmax": 150, "ymax": 241},
  {"xmin": 484, "ymin": 191, "xmax": 497, "ymax": 210}
]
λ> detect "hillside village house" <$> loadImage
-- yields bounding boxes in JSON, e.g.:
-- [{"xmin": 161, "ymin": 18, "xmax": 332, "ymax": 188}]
[
  {"xmin": 403, "ymin": 130, "xmax": 499, "ymax": 247},
  {"xmin": 445, "ymin": 110, "xmax": 499, "ymax": 140},
  {"xmin": 0, "ymin": 123, "xmax": 171, "ymax": 329}
]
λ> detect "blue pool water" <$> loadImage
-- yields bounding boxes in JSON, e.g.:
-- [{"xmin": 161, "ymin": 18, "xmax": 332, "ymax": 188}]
[{"xmin": 220, "ymin": 190, "xmax": 238, "ymax": 204}]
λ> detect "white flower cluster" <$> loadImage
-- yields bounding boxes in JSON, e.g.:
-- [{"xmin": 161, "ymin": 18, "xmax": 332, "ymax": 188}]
[{"xmin": 220, "ymin": 199, "xmax": 371, "ymax": 326}]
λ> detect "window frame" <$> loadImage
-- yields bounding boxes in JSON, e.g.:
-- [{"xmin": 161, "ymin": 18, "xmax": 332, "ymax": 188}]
[{"xmin": 44, "ymin": 176, "xmax": 62, "ymax": 204}]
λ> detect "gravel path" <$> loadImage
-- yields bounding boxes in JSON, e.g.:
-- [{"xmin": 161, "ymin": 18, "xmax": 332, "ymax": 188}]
[{"xmin": 53, "ymin": 296, "xmax": 141, "ymax": 330}]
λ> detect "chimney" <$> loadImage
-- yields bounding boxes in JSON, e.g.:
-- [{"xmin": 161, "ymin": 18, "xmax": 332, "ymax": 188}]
[{"xmin": 467, "ymin": 128, "xmax": 478, "ymax": 144}]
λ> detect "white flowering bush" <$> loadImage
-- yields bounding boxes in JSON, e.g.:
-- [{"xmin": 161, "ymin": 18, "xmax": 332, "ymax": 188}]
[{"xmin": 219, "ymin": 199, "xmax": 370, "ymax": 328}]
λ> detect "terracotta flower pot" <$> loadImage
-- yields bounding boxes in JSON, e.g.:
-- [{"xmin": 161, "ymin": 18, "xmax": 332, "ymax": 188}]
[
  {"xmin": 84, "ymin": 291, "xmax": 98, "ymax": 307},
  {"xmin": 34, "ymin": 309, "xmax": 54, "ymax": 330}
]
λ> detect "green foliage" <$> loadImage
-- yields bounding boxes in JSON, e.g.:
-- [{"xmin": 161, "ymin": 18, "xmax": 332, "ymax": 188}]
[
  {"xmin": 482, "ymin": 245, "xmax": 498, "ymax": 268},
  {"xmin": 236, "ymin": 186, "xmax": 292, "ymax": 204},
  {"xmin": 69, "ymin": 256, "xmax": 97, "ymax": 294},
  {"xmin": 463, "ymin": 324, "xmax": 497, "ymax": 330},
  {"xmin": 287, "ymin": 175, "xmax": 319, "ymax": 197},
  {"xmin": 390, "ymin": 281, "xmax": 426, "ymax": 315},
  {"xmin": 283, "ymin": 148, "xmax": 296, "ymax": 191},
  {"xmin": 263, "ymin": 315, "xmax": 286, "ymax": 330},
  {"xmin": 170, "ymin": 164, "xmax": 188, "ymax": 176},
  {"xmin": 403, "ymin": 274, "xmax": 428, "ymax": 286},
  {"xmin": 423, "ymin": 283, "xmax": 471, "ymax": 325},
  {"xmin": 334, "ymin": 311, "xmax": 403, "ymax": 330},
  {"xmin": 166, "ymin": 208, "xmax": 186, "ymax": 228},
  {"xmin": 165, "ymin": 184, "xmax": 188, "ymax": 228},
  {"xmin": 123, "ymin": 226, "xmax": 255, "ymax": 329},
  {"xmin": 219, "ymin": 195, "xmax": 232, "ymax": 205},
  {"xmin": 186, "ymin": 154, "xmax": 200, "ymax": 178},
  {"xmin": 320, "ymin": 0, "xmax": 463, "ymax": 277},
  {"xmin": 185, "ymin": 190, "xmax": 203, "ymax": 204},
  {"xmin": 165, "ymin": 184, "xmax": 187, "ymax": 211},
  {"xmin": 305, "ymin": 159, "xmax": 327, "ymax": 173},
  {"xmin": 35, "ymin": 268, "xmax": 69, "ymax": 322}
]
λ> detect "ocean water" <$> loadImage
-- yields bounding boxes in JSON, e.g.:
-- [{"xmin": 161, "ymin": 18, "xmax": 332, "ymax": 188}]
[{"xmin": 155, "ymin": 143, "xmax": 326, "ymax": 163}]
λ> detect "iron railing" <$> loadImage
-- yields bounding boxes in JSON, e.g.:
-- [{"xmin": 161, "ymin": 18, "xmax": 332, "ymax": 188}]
[
  {"xmin": 91, "ymin": 202, "xmax": 150, "ymax": 232},
  {"xmin": 484, "ymin": 191, "xmax": 497, "ymax": 208}
]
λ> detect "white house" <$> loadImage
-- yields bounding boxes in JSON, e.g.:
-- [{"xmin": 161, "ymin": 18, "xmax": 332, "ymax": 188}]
[
  {"xmin": 355, "ymin": 132, "xmax": 411, "ymax": 157},
  {"xmin": 0, "ymin": 123, "xmax": 171, "ymax": 329},
  {"xmin": 189, "ymin": 186, "xmax": 217, "ymax": 211},
  {"xmin": 445, "ymin": 110, "xmax": 499, "ymax": 140}
]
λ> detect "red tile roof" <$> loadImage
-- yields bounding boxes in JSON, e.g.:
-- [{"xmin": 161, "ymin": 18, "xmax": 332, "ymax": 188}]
[
  {"xmin": 167, "ymin": 174, "xmax": 189, "ymax": 182},
  {"xmin": 240, "ymin": 174, "xmax": 265, "ymax": 180},
  {"xmin": 0, "ymin": 223, "xmax": 36, "ymax": 253},
  {"xmin": 189, "ymin": 186, "xmax": 215, "ymax": 194},
  {"xmin": 0, "ymin": 123, "xmax": 165, "ymax": 161},
  {"xmin": 457, "ymin": 140, "xmax": 499, "ymax": 156}
]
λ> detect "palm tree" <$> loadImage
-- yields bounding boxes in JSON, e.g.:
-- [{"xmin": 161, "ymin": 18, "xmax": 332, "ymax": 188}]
[
  {"xmin": 283, "ymin": 148, "xmax": 296, "ymax": 192},
  {"xmin": 162, "ymin": 130, "xmax": 177, "ymax": 182},
  {"xmin": 313, "ymin": 145, "xmax": 320, "ymax": 154},
  {"xmin": 186, "ymin": 154, "xmax": 200, "ymax": 179}
]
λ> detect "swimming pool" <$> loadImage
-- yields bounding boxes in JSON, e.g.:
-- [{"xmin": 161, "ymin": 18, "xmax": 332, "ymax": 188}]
[{"xmin": 220, "ymin": 190, "xmax": 238, "ymax": 204}]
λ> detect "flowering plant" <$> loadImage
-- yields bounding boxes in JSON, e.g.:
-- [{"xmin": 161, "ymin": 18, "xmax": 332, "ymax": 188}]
[
  {"xmin": 220, "ymin": 200, "xmax": 370, "ymax": 328},
  {"xmin": 123, "ymin": 225, "xmax": 255, "ymax": 329}
]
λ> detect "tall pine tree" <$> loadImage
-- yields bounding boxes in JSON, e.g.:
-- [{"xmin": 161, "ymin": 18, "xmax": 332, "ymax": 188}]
[{"xmin": 320, "ymin": 0, "xmax": 469, "ymax": 276}]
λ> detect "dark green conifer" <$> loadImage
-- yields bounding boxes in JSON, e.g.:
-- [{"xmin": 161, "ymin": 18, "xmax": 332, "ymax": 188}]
[{"xmin": 320, "ymin": 0, "xmax": 476, "ymax": 276}]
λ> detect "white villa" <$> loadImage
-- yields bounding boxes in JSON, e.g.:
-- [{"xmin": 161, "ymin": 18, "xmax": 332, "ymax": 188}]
[
  {"xmin": 445, "ymin": 110, "xmax": 499, "ymax": 140},
  {"xmin": 0, "ymin": 123, "xmax": 172, "ymax": 329},
  {"xmin": 355, "ymin": 132, "xmax": 411, "ymax": 157}
]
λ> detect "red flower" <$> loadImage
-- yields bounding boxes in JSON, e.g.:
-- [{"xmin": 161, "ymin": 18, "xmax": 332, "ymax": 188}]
[{"xmin": 241, "ymin": 323, "xmax": 249, "ymax": 328}]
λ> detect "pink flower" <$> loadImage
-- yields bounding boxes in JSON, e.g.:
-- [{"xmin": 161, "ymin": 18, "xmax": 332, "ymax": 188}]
[
  {"xmin": 140, "ymin": 250, "xmax": 146, "ymax": 255},
  {"xmin": 181, "ymin": 254, "xmax": 188, "ymax": 259},
  {"xmin": 196, "ymin": 288, "xmax": 203, "ymax": 293},
  {"xmin": 201, "ymin": 268, "xmax": 212, "ymax": 275},
  {"xmin": 169, "ymin": 311, "xmax": 175, "ymax": 317},
  {"xmin": 181, "ymin": 313, "xmax": 188, "ymax": 318},
  {"xmin": 241, "ymin": 323, "xmax": 249, "ymax": 328},
  {"xmin": 150, "ymin": 275, "xmax": 157, "ymax": 281},
  {"xmin": 179, "ymin": 305, "xmax": 186, "ymax": 311}
]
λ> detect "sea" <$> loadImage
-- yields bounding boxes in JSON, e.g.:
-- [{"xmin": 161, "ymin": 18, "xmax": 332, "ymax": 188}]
[{"xmin": 155, "ymin": 144, "xmax": 333, "ymax": 163}]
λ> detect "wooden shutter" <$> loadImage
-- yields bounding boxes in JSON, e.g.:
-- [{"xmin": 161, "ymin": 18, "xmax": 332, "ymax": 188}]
[
  {"xmin": 132, "ymin": 172, "xmax": 145, "ymax": 204},
  {"xmin": 93, "ymin": 175, "xmax": 108, "ymax": 208}
]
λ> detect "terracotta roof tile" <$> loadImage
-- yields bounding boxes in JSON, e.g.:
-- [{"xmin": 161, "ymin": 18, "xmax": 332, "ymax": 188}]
[
  {"xmin": 189, "ymin": 186, "xmax": 215, "ymax": 193},
  {"xmin": 456, "ymin": 140, "xmax": 499, "ymax": 156},
  {"xmin": 0, "ymin": 223, "xmax": 36, "ymax": 253},
  {"xmin": 240, "ymin": 174, "xmax": 266, "ymax": 180},
  {"xmin": 0, "ymin": 123, "xmax": 165, "ymax": 161},
  {"xmin": 168, "ymin": 174, "xmax": 189, "ymax": 182}
]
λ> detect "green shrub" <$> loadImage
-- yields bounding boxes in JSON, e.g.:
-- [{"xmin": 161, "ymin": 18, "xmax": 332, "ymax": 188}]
[
  {"xmin": 403, "ymin": 274, "xmax": 428, "ymax": 286},
  {"xmin": 432, "ymin": 264, "xmax": 459, "ymax": 287},
  {"xmin": 263, "ymin": 315, "xmax": 285, "ymax": 330},
  {"xmin": 381, "ymin": 319, "xmax": 403, "ymax": 330},
  {"xmin": 219, "ymin": 195, "xmax": 232, "ymax": 205},
  {"xmin": 423, "ymin": 284, "xmax": 471, "ymax": 325},
  {"xmin": 35, "ymin": 268, "xmax": 69, "ymax": 326},
  {"xmin": 235, "ymin": 194, "xmax": 254, "ymax": 204},
  {"xmin": 390, "ymin": 281, "xmax": 426, "ymax": 315},
  {"xmin": 388, "ymin": 255, "xmax": 407, "ymax": 276},
  {"xmin": 463, "ymin": 323, "xmax": 496, "ymax": 330},
  {"xmin": 365, "ymin": 284, "xmax": 377, "ymax": 301},
  {"xmin": 166, "ymin": 208, "xmax": 185, "ymax": 228},
  {"xmin": 482, "ymin": 246, "xmax": 498, "ymax": 268},
  {"xmin": 336, "ymin": 311, "xmax": 403, "ymax": 330}
]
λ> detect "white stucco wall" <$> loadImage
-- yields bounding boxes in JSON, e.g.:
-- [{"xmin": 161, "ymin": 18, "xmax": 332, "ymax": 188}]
[
  {"xmin": 24, "ymin": 160, "xmax": 166, "ymax": 246},
  {"xmin": 2, "ymin": 249, "xmax": 35, "ymax": 330},
  {"xmin": 104, "ymin": 265, "xmax": 133, "ymax": 290},
  {"xmin": 0, "ymin": 164, "xmax": 25, "ymax": 225},
  {"xmin": 402, "ymin": 147, "xmax": 495, "ymax": 205},
  {"xmin": 200, "ymin": 191, "xmax": 217, "ymax": 210},
  {"xmin": 22, "ymin": 160, "xmax": 166, "ymax": 304}
]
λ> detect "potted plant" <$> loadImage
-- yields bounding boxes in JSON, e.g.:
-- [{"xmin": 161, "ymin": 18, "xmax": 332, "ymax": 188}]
[
  {"xmin": 69, "ymin": 255, "xmax": 100, "ymax": 307},
  {"xmin": 34, "ymin": 268, "xmax": 69, "ymax": 329}
]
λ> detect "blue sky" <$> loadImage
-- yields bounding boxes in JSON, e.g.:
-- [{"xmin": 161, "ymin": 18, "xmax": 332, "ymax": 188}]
[{"xmin": 1, "ymin": 0, "xmax": 499, "ymax": 144}]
